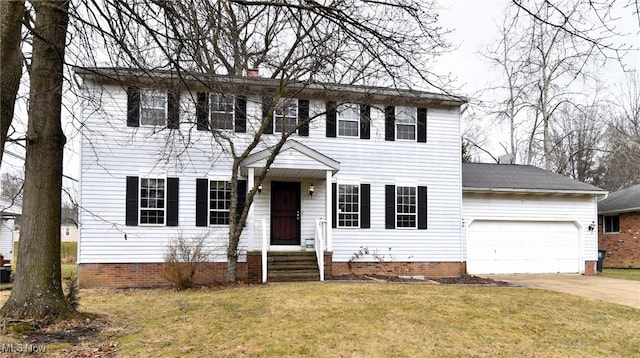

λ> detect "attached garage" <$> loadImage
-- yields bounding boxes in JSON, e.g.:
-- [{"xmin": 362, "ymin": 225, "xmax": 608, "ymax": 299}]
[
  {"xmin": 462, "ymin": 163, "xmax": 606, "ymax": 275},
  {"xmin": 466, "ymin": 220, "xmax": 581, "ymax": 274}
]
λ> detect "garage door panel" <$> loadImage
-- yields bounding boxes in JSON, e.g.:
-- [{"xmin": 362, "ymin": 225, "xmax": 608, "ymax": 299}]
[{"xmin": 467, "ymin": 221, "xmax": 580, "ymax": 274}]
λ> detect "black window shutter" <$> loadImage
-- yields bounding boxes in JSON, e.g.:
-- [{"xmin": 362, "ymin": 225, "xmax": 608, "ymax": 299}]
[
  {"xmin": 298, "ymin": 99, "xmax": 309, "ymax": 136},
  {"xmin": 418, "ymin": 186, "xmax": 428, "ymax": 229},
  {"xmin": 262, "ymin": 96, "xmax": 274, "ymax": 134},
  {"xmin": 385, "ymin": 185, "xmax": 395, "ymax": 229},
  {"xmin": 234, "ymin": 95, "xmax": 247, "ymax": 133},
  {"xmin": 125, "ymin": 176, "xmax": 139, "ymax": 226},
  {"xmin": 360, "ymin": 184, "xmax": 370, "ymax": 229},
  {"xmin": 385, "ymin": 106, "xmax": 395, "ymax": 141},
  {"xmin": 332, "ymin": 183, "xmax": 337, "ymax": 228},
  {"xmin": 360, "ymin": 105, "xmax": 370, "ymax": 140},
  {"xmin": 196, "ymin": 92, "xmax": 209, "ymax": 131},
  {"xmin": 195, "ymin": 178, "xmax": 208, "ymax": 226},
  {"xmin": 326, "ymin": 101, "xmax": 337, "ymax": 138},
  {"xmin": 167, "ymin": 90, "xmax": 180, "ymax": 129},
  {"xmin": 417, "ymin": 108, "xmax": 427, "ymax": 143},
  {"xmin": 167, "ymin": 178, "xmax": 179, "ymax": 226},
  {"xmin": 236, "ymin": 180, "xmax": 247, "ymax": 224},
  {"xmin": 126, "ymin": 87, "xmax": 140, "ymax": 127}
]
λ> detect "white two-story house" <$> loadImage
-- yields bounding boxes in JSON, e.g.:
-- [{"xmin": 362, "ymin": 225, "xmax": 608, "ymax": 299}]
[
  {"xmin": 76, "ymin": 67, "xmax": 465, "ymax": 287},
  {"xmin": 76, "ymin": 68, "xmax": 603, "ymax": 288}
]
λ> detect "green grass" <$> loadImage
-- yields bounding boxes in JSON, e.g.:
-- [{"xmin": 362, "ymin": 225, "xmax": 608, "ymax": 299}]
[
  {"xmin": 7, "ymin": 283, "xmax": 631, "ymax": 356},
  {"xmin": 61, "ymin": 263, "xmax": 77, "ymax": 278},
  {"xmin": 602, "ymin": 268, "xmax": 640, "ymax": 281}
]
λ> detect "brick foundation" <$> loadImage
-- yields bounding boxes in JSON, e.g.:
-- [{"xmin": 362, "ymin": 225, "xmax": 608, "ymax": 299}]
[
  {"xmin": 598, "ymin": 212, "xmax": 640, "ymax": 268},
  {"xmin": 331, "ymin": 261, "xmax": 466, "ymax": 278},
  {"xmin": 78, "ymin": 262, "xmax": 248, "ymax": 288},
  {"xmin": 584, "ymin": 261, "xmax": 597, "ymax": 275}
]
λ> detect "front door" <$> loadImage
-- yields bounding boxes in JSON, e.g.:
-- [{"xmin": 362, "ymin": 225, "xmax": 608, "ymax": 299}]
[{"xmin": 271, "ymin": 181, "xmax": 301, "ymax": 245}]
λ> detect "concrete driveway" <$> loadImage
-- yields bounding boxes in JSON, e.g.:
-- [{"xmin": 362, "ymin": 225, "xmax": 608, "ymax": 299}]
[{"xmin": 486, "ymin": 274, "xmax": 640, "ymax": 309}]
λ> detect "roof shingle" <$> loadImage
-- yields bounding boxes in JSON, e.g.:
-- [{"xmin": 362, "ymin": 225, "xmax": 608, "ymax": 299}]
[{"xmin": 462, "ymin": 163, "xmax": 606, "ymax": 194}]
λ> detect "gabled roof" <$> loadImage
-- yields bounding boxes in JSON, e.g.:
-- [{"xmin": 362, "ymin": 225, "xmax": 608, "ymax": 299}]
[
  {"xmin": 241, "ymin": 140, "xmax": 340, "ymax": 179},
  {"xmin": 74, "ymin": 67, "xmax": 466, "ymax": 108},
  {"xmin": 598, "ymin": 184, "xmax": 640, "ymax": 214},
  {"xmin": 462, "ymin": 163, "xmax": 606, "ymax": 195}
]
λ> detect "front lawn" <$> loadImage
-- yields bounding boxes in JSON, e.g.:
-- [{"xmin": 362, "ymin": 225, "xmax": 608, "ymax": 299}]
[
  {"xmin": 2, "ymin": 283, "xmax": 638, "ymax": 356},
  {"xmin": 602, "ymin": 268, "xmax": 640, "ymax": 281}
]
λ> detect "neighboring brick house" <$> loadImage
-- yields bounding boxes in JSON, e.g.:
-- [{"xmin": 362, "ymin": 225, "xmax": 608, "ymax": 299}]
[{"xmin": 598, "ymin": 184, "xmax": 640, "ymax": 268}]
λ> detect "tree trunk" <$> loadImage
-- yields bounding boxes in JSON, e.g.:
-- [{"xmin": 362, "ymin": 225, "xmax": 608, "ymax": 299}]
[
  {"xmin": 0, "ymin": 0, "xmax": 24, "ymax": 167},
  {"xmin": 1, "ymin": 0, "xmax": 72, "ymax": 320}
]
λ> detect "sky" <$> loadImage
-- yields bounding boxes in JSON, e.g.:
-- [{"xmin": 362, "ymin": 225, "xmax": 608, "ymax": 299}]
[
  {"xmin": 1, "ymin": 0, "xmax": 639, "ymax": 188},
  {"xmin": 435, "ymin": 0, "xmax": 640, "ymax": 161}
]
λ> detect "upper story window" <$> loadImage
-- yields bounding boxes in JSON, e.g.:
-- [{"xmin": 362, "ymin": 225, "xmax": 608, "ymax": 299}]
[
  {"xmin": 337, "ymin": 104, "xmax": 360, "ymax": 137},
  {"xmin": 210, "ymin": 94, "xmax": 234, "ymax": 130},
  {"xmin": 395, "ymin": 106, "xmax": 416, "ymax": 141},
  {"xmin": 274, "ymin": 98, "xmax": 298, "ymax": 133},
  {"xmin": 127, "ymin": 87, "xmax": 179, "ymax": 129},
  {"xmin": 338, "ymin": 183, "xmax": 360, "ymax": 227},
  {"xmin": 140, "ymin": 177, "xmax": 166, "ymax": 225},
  {"xmin": 604, "ymin": 215, "xmax": 619, "ymax": 233},
  {"xmin": 65, "ymin": 227, "xmax": 70, "ymax": 236},
  {"xmin": 140, "ymin": 89, "xmax": 167, "ymax": 126},
  {"xmin": 209, "ymin": 180, "xmax": 231, "ymax": 225}
]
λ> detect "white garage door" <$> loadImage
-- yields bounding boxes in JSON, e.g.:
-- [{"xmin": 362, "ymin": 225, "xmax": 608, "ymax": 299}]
[{"xmin": 467, "ymin": 220, "xmax": 581, "ymax": 274}]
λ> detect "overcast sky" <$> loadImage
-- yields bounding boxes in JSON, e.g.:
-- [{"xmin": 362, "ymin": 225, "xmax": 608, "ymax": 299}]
[{"xmin": 436, "ymin": 0, "xmax": 640, "ymax": 161}]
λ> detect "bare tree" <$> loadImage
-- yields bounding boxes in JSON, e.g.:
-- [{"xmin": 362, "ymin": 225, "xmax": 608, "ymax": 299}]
[
  {"xmin": 0, "ymin": 0, "xmax": 25, "ymax": 167},
  {"xmin": 548, "ymin": 103, "xmax": 606, "ymax": 184},
  {"xmin": 483, "ymin": 1, "xmax": 605, "ymax": 169},
  {"xmin": 75, "ymin": 0, "xmax": 453, "ymax": 281},
  {"xmin": 1, "ymin": 0, "xmax": 73, "ymax": 319},
  {"xmin": 601, "ymin": 71, "xmax": 640, "ymax": 190}
]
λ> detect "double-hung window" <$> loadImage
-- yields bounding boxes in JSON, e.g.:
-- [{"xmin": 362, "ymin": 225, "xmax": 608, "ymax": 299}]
[
  {"xmin": 338, "ymin": 183, "xmax": 360, "ymax": 227},
  {"xmin": 337, "ymin": 104, "xmax": 360, "ymax": 137},
  {"xmin": 604, "ymin": 215, "xmax": 620, "ymax": 233},
  {"xmin": 274, "ymin": 98, "xmax": 298, "ymax": 133},
  {"xmin": 395, "ymin": 106, "xmax": 416, "ymax": 140},
  {"xmin": 209, "ymin": 180, "xmax": 231, "ymax": 225},
  {"xmin": 140, "ymin": 89, "xmax": 167, "ymax": 126},
  {"xmin": 140, "ymin": 178, "xmax": 166, "ymax": 225},
  {"xmin": 210, "ymin": 94, "xmax": 234, "ymax": 130},
  {"xmin": 396, "ymin": 186, "xmax": 417, "ymax": 228}
]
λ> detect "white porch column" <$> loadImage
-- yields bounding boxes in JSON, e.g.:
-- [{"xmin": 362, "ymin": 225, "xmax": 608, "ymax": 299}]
[
  {"xmin": 325, "ymin": 169, "xmax": 332, "ymax": 251},
  {"xmin": 247, "ymin": 167, "xmax": 255, "ymax": 249}
]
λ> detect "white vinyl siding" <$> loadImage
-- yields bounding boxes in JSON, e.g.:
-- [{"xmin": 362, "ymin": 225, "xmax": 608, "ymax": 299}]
[{"xmin": 79, "ymin": 82, "xmax": 462, "ymax": 264}]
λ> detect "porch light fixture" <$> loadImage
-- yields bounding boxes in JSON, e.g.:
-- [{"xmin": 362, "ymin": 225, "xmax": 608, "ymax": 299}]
[
  {"xmin": 308, "ymin": 184, "xmax": 315, "ymax": 197},
  {"xmin": 258, "ymin": 184, "xmax": 263, "ymax": 195},
  {"xmin": 588, "ymin": 221, "xmax": 596, "ymax": 232}
]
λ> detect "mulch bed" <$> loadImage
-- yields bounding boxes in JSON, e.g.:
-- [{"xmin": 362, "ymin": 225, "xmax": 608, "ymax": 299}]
[{"xmin": 331, "ymin": 274, "xmax": 513, "ymax": 286}]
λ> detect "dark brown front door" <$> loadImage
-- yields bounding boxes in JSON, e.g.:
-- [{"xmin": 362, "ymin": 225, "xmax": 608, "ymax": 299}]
[{"xmin": 271, "ymin": 181, "xmax": 301, "ymax": 245}]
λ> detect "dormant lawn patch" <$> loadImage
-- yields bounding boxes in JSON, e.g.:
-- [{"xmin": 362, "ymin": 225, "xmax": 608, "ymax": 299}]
[{"xmin": 1, "ymin": 283, "xmax": 639, "ymax": 356}]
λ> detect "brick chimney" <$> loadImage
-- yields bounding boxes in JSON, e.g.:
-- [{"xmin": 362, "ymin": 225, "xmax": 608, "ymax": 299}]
[{"xmin": 248, "ymin": 69, "xmax": 259, "ymax": 77}]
